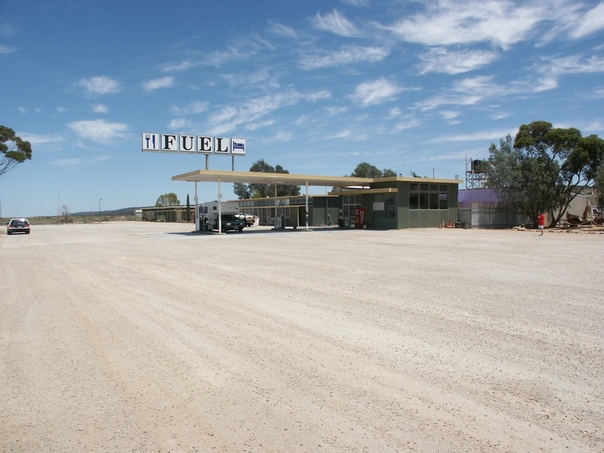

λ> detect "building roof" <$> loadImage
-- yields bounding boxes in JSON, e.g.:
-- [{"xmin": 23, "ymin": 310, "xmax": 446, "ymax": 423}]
[{"xmin": 172, "ymin": 169, "xmax": 462, "ymax": 187}]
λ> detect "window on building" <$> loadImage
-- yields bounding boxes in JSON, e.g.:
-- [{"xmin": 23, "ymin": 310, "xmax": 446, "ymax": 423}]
[
  {"xmin": 410, "ymin": 192, "xmax": 419, "ymax": 209},
  {"xmin": 385, "ymin": 195, "xmax": 395, "ymax": 218},
  {"xmin": 439, "ymin": 193, "xmax": 448, "ymax": 209},
  {"xmin": 409, "ymin": 185, "xmax": 450, "ymax": 210},
  {"xmin": 430, "ymin": 193, "xmax": 439, "ymax": 209}
]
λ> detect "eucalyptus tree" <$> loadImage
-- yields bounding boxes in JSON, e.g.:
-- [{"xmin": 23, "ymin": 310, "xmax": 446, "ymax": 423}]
[
  {"xmin": 487, "ymin": 121, "xmax": 603, "ymax": 226},
  {"xmin": 0, "ymin": 126, "xmax": 32, "ymax": 178}
]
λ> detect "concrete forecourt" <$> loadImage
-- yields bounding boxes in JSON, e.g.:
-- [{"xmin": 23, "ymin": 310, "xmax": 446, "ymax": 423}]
[{"xmin": 1, "ymin": 222, "xmax": 602, "ymax": 451}]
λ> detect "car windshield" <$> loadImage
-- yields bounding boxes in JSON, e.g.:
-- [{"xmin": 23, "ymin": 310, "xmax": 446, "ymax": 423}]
[{"xmin": 10, "ymin": 220, "xmax": 29, "ymax": 226}]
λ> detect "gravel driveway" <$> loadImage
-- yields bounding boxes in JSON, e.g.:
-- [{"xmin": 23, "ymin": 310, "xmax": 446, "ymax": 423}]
[{"xmin": 1, "ymin": 222, "xmax": 603, "ymax": 452}]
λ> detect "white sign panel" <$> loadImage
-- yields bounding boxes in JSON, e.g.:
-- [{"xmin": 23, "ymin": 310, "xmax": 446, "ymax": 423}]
[
  {"xmin": 142, "ymin": 133, "xmax": 160, "ymax": 151},
  {"xmin": 161, "ymin": 134, "xmax": 179, "ymax": 152},
  {"xmin": 179, "ymin": 135, "xmax": 197, "ymax": 153},
  {"xmin": 214, "ymin": 137, "xmax": 231, "ymax": 154},
  {"xmin": 232, "ymin": 138, "xmax": 246, "ymax": 155},
  {"xmin": 142, "ymin": 133, "xmax": 246, "ymax": 156},
  {"xmin": 198, "ymin": 136, "xmax": 213, "ymax": 154}
]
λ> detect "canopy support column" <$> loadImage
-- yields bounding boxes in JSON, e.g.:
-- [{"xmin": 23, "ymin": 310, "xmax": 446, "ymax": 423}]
[
  {"xmin": 305, "ymin": 180, "xmax": 310, "ymax": 231},
  {"xmin": 194, "ymin": 181, "xmax": 199, "ymax": 231},
  {"xmin": 217, "ymin": 177, "xmax": 222, "ymax": 234}
]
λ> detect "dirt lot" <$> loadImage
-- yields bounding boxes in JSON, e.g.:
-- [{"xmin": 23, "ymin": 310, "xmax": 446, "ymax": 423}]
[{"xmin": 1, "ymin": 222, "xmax": 603, "ymax": 452}]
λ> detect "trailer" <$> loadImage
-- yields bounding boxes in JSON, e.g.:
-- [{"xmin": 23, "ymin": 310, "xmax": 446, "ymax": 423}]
[{"xmin": 198, "ymin": 201, "xmax": 246, "ymax": 232}]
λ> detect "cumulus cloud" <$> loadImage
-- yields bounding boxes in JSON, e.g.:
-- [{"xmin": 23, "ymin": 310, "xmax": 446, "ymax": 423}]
[
  {"xmin": 349, "ymin": 78, "xmax": 404, "ymax": 107},
  {"xmin": 68, "ymin": 119, "xmax": 129, "ymax": 143},
  {"xmin": 78, "ymin": 76, "xmax": 120, "ymax": 95},
  {"xmin": 313, "ymin": 10, "xmax": 361, "ymax": 37},
  {"xmin": 142, "ymin": 76, "xmax": 174, "ymax": 91}
]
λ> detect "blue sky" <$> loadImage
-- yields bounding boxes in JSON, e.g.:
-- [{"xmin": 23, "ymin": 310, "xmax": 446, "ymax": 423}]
[{"xmin": 1, "ymin": 0, "xmax": 603, "ymax": 217}]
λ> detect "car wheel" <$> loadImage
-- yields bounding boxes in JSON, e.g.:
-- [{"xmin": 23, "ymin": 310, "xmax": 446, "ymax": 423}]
[{"xmin": 6, "ymin": 231, "xmax": 10, "ymax": 235}]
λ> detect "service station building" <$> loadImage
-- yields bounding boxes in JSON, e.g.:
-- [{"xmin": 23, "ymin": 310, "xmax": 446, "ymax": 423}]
[{"xmin": 167, "ymin": 169, "xmax": 463, "ymax": 230}]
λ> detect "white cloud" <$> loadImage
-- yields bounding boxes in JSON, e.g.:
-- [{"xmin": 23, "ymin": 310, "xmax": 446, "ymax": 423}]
[
  {"xmin": 349, "ymin": 78, "xmax": 403, "ymax": 107},
  {"xmin": 163, "ymin": 36, "xmax": 272, "ymax": 72},
  {"xmin": 222, "ymin": 69, "xmax": 279, "ymax": 88},
  {"xmin": 268, "ymin": 21, "xmax": 298, "ymax": 38},
  {"xmin": 428, "ymin": 129, "xmax": 514, "ymax": 144},
  {"xmin": 92, "ymin": 104, "xmax": 109, "ymax": 113},
  {"xmin": 52, "ymin": 158, "xmax": 85, "ymax": 167},
  {"xmin": 68, "ymin": 119, "xmax": 129, "ymax": 143},
  {"xmin": 78, "ymin": 76, "xmax": 120, "ymax": 95},
  {"xmin": 18, "ymin": 133, "xmax": 64, "ymax": 145},
  {"xmin": 338, "ymin": 0, "xmax": 369, "ymax": 6},
  {"xmin": 246, "ymin": 119, "xmax": 277, "ymax": 131},
  {"xmin": 170, "ymin": 100, "xmax": 209, "ymax": 116},
  {"xmin": 417, "ymin": 75, "xmax": 507, "ymax": 110},
  {"xmin": 300, "ymin": 46, "xmax": 389, "ymax": 70},
  {"xmin": 206, "ymin": 89, "xmax": 330, "ymax": 135},
  {"xmin": 324, "ymin": 106, "xmax": 348, "ymax": 116},
  {"xmin": 313, "ymin": 10, "xmax": 361, "ymax": 37},
  {"xmin": 570, "ymin": 2, "xmax": 604, "ymax": 39},
  {"xmin": 326, "ymin": 129, "xmax": 354, "ymax": 139},
  {"xmin": 168, "ymin": 118, "xmax": 188, "ymax": 129},
  {"xmin": 51, "ymin": 155, "xmax": 110, "ymax": 168},
  {"xmin": 540, "ymin": 54, "xmax": 604, "ymax": 76},
  {"xmin": 391, "ymin": 118, "xmax": 421, "ymax": 132},
  {"xmin": 142, "ymin": 76, "xmax": 174, "ymax": 91},
  {"xmin": 440, "ymin": 111, "xmax": 460, "ymax": 120},
  {"xmin": 418, "ymin": 48, "xmax": 498, "ymax": 74},
  {"xmin": 163, "ymin": 60, "xmax": 196, "ymax": 73},
  {"xmin": 259, "ymin": 130, "xmax": 293, "ymax": 144},
  {"xmin": 306, "ymin": 90, "xmax": 332, "ymax": 102},
  {"xmin": 386, "ymin": 0, "xmax": 544, "ymax": 49},
  {"xmin": 0, "ymin": 44, "xmax": 16, "ymax": 53},
  {"xmin": 203, "ymin": 36, "xmax": 273, "ymax": 67}
]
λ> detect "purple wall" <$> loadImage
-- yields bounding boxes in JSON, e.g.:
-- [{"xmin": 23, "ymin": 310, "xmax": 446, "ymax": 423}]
[{"xmin": 458, "ymin": 189, "xmax": 500, "ymax": 208}]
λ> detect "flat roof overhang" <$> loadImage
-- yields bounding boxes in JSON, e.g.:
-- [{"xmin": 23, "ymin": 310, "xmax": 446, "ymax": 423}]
[
  {"xmin": 329, "ymin": 187, "xmax": 399, "ymax": 195},
  {"xmin": 172, "ymin": 169, "xmax": 373, "ymax": 188},
  {"xmin": 172, "ymin": 169, "xmax": 463, "ymax": 187}
]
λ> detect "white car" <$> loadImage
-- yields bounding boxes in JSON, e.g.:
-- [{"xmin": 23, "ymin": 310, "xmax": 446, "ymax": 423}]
[{"xmin": 6, "ymin": 218, "xmax": 31, "ymax": 235}]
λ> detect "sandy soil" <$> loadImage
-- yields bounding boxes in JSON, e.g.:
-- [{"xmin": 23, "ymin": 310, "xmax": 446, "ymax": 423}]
[{"xmin": 1, "ymin": 222, "xmax": 603, "ymax": 452}]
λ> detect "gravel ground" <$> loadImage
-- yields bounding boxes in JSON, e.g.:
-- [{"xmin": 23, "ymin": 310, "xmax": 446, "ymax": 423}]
[{"xmin": 1, "ymin": 222, "xmax": 603, "ymax": 452}]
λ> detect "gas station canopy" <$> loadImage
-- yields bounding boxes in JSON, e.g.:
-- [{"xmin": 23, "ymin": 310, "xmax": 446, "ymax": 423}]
[
  {"xmin": 172, "ymin": 169, "xmax": 462, "ymax": 187},
  {"xmin": 171, "ymin": 169, "xmax": 374, "ymax": 188}
]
